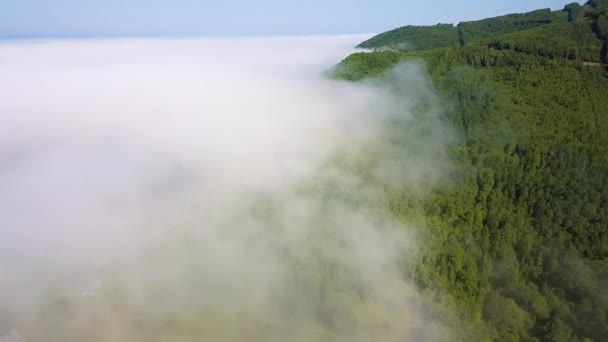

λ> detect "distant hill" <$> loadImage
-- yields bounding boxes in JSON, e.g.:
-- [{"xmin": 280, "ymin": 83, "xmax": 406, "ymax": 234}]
[
  {"xmin": 357, "ymin": 8, "xmax": 558, "ymax": 51},
  {"xmin": 458, "ymin": 8, "xmax": 556, "ymax": 44},
  {"xmin": 333, "ymin": 1, "xmax": 608, "ymax": 341},
  {"xmin": 356, "ymin": 24, "xmax": 460, "ymax": 51},
  {"xmin": 357, "ymin": 3, "xmax": 607, "ymax": 64}
]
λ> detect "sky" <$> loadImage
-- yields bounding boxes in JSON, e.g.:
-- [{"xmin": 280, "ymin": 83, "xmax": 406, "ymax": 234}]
[{"xmin": 0, "ymin": 0, "xmax": 584, "ymax": 39}]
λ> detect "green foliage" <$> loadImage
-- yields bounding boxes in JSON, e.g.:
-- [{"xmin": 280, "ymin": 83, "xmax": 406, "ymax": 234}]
[
  {"xmin": 356, "ymin": 3, "xmax": 608, "ymax": 65},
  {"xmin": 589, "ymin": 0, "xmax": 608, "ymax": 10},
  {"xmin": 565, "ymin": 3, "xmax": 584, "ymax": 22},
  {"xmin": 357, "ymin": 24, "xmax": 459, "ymax": 51},
  {"xmin": 330, "ymin": 50, "xmax": 405, "ymax": 80},
  {"xmin": 595, "ymin": 14, "xmax": 608, "ymax": 38},
  {"xmin": 482, "ymin": 19, "xmax": 603, "ymax": 62},
  {"xmin": 458, "ymin": 9, "xmax": 554, "ymax": 45},
  {"xmin": 332, "ymin": 6, "xmax": 608, "ymax": 340},
  {"xmin": 357, "ymin": 9, "xmax": 562, "ymax": 52}
]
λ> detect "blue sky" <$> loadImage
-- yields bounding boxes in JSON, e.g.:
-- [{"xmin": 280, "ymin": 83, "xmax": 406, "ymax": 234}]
[{"xmin": 0, "ymin": 0, "xmax": 583, "ymax": 38}]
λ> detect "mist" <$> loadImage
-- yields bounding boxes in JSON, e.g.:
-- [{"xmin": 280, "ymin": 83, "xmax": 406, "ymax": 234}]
[{"xmin": 0, "ymin": 36, "xmax": 455, "ymax": 341}]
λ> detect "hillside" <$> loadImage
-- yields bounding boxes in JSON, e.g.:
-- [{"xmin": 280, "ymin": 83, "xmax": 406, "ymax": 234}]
[
  {"xmin": 334, "ymin": 1, "xmax": 608, "ymax": 341},
  {"xmin": 357, "ymin": 2, "xmax": 608, "ymax": 64},
  {"xmin": 357, "ymin": 8, "xmax": 559, "ymax": 51},
  {"xmin": 356, "ymin": 24, "xmax": 460, "ymax": 51}
]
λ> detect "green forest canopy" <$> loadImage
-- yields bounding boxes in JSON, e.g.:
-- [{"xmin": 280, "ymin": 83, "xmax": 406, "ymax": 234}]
[
  {"xmin": 357, "ymin": 2, "xmax": 608, "ymax": 64},
  {"xmin": 335, "ymin": 1, "xmax": 608, "ymax": 341}
]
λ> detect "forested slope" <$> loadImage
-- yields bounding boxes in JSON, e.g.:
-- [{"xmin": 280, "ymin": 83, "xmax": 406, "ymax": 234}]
[
  {"xmin": 356, "ymin": 24, "xmax": 460, "ymax": 51},
  {"xmin": 358, "ymin": 1, "xmax": 608, "ymax": 64},
  {"xmin": 334, "ymin": 1, "xmax": 608, "ymax": 341}
]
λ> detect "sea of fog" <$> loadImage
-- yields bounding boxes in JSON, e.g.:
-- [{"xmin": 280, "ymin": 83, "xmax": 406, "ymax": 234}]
[{"xmin": 0, "ymin": 36, "xmax": 455, "ymax": 341}]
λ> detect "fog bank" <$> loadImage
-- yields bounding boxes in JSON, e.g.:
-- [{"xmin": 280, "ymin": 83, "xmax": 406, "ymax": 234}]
[{"xmin": 0, "ymin": 36, "xmax": 454, "ymax": 341}]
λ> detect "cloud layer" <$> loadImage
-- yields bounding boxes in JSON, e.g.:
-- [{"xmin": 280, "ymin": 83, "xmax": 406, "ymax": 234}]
[{"xmin": 0, "ymin": 36, "xmax": 454, "ymax": 341}]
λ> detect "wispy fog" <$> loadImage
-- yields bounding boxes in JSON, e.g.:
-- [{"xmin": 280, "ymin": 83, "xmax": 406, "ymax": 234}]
[{"xmin": 0, "ymin": 36, "xmax": 455, "ymax": 341}]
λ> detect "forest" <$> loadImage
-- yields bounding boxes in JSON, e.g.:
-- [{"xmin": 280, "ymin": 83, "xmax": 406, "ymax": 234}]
[{"xmin": 334, "ymin": 1, "xmax": 608, "ymax": 341}]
